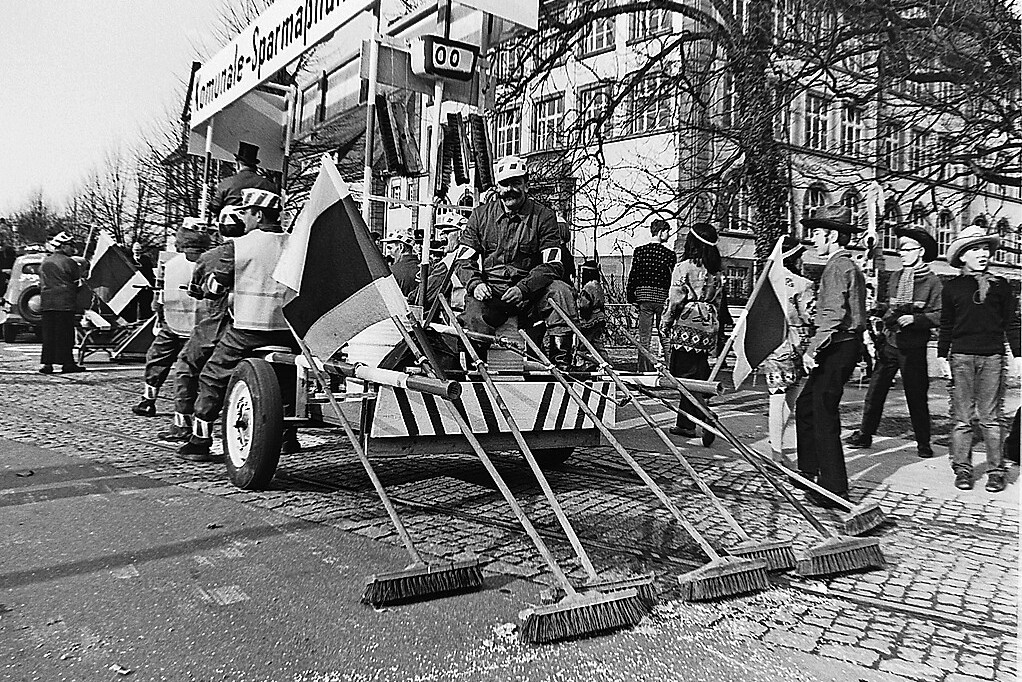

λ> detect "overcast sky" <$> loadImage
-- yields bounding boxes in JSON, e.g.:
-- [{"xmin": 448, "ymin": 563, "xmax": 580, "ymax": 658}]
[{"xmin": 0, "ymin": 1, "xmax": 228, "ymax": 215}]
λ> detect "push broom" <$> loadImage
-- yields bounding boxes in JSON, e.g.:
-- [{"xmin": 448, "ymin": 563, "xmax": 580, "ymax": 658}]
[
  {"xmin": 395, "ymin": 314, "xmax": 646, "ymax": 643},
  {"xmin": 623, "ymin": 336, "xmax": 884, "ymax": 577},
  {"xmin": 550, "ymin": 301, "xmax": 795, "ymax": 572},
  {"xmin": 515, "ymin": 328, "xmax": 770, "ymax": 601},
  {"xmin": 623, "ymin": 327, "xmax": 887, "ymax": 536},
  {"xmin": 292, "ymin": 335, "xmax": 484, "ymax": 606}
]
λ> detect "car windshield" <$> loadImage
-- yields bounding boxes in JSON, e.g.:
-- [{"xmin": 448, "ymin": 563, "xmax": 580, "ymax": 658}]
[{"xmin": 21, "ymin": 263, "xmax": 40, "ymax": 275}]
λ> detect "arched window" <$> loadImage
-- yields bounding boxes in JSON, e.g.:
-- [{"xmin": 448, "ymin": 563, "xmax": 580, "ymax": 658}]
[
  {"xmin": 801, "ymin": 184, "xmax": 829, "ymax": 237},
  {"xmin": 881, "ymin": 201, "xmax": 901, "ymax": 251},
  {"xmin": 841, "ymin": 189, "xmax": 862, "ymax": 233},
  {"xmin": 936, "ymin": 211, "xmax": 955, "ymax": 257},
  {"xmin": 910, "ymin": 204, "xmax": 930, "ymax": 230}
]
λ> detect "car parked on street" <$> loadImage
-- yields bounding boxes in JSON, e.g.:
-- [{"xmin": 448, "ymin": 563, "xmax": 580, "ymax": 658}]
[{"xmin": 2, "ymin": 252, "xmax": 45, "ymax": 342}]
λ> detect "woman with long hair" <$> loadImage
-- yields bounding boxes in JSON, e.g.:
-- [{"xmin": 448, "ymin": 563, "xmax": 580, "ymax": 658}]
[
  {"xmin": 760, "ymin": 236, "xmax": 815, "ymax": 465},
  {"xmin": 661, "ymin": 222, "xmax": 722, "ymax": 440}
]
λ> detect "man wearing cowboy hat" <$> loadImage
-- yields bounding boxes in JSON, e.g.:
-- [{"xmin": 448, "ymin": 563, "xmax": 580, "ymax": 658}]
[
  {"xmin": 38, "ymin": 231, "xmax": 85, "ymax": 374},
  {"xmin": 179, "ymin": 188, "xmax": 297, "ymax": 461},
  {"xmin": 846, "ymin": 226, "xmax": 942, "ymax": 457},
  {"xmin": 211, "ymin": 141, "xmax": 278, "ymax": 217},
  {"xmin": 627, "ymin": 217, "xmax": 676, "ymax": 371},
  {"xmin": 938, "ymin": 225, "xmax": 1020, "ymax": 493},
  {"xmin": 795, "ymin": 204, "xmax": 867, "ymax": 505},
  {"xmin": 382, "ymin": 229, "xmax": 419, "ymax": 297}
]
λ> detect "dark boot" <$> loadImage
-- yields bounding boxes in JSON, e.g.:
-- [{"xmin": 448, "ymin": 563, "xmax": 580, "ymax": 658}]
[
  {"xmin": 132, "ymin": 399, "xmax": 157, "ymax": 417},
  {"xmin": 844, "ymin": 430, "xmax": 872, "ymax": 448},
  {"xmin": 177, "ymin": 437, "xmax": 220, "ymax": 462},
  {"xmin": 157, "ymin": 424, "xmax": 190, "ymax": 442},
  {"xmin": 280, "ymin": 429, "xmax": 301, "ymax": 455}
]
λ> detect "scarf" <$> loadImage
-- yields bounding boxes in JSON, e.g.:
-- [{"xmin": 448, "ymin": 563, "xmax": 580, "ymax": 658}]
[
  {"xmin": 891, "ymin": 262, "xmax": 933, "ymax": 307},
  {"xmin": 968, "ymin": 269, "xmax": 994, "ymax": 303}
]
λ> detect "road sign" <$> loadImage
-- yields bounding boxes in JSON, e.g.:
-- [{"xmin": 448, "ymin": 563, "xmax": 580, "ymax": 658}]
[{"xmin": 411, "ymin": 35, "xmax": 478, "ymax": 82}]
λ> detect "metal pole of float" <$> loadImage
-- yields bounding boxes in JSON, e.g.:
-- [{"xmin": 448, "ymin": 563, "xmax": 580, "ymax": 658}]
[
  {"xmin": 473, "ymin": 12, "xmax": 493, "ymax": 207},
  {"xmin": 361, "ymin": 1, "xmax": 383, "ymax": 227},
  {"xmin": 199, "ymin": 118, "xmax": 214, "ymax": 222},
  {"xmin": 281, "ymin": 84, "xmax": 297, "ymax": 210}
]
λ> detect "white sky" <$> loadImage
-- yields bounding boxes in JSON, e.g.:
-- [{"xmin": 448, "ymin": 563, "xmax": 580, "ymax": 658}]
[{"xmin": 0, "ymin": 0, "xmax": 229, "ymax": 215}]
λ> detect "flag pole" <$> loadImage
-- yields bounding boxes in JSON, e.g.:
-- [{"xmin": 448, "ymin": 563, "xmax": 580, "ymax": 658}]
[{"xmin": 361, "ymin": 1, "xmax": 383, "ymax": 227}]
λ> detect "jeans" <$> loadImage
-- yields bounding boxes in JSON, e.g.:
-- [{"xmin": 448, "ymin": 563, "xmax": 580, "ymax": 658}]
[
  {"xmin": 949, "ymin": 353, "xmax": 1006, "ymax": 475},
  {"xmin": 669, "ymin": 348, "xmax": 710, "ymax": 430},
  {"xmin": 635, "ymin": 301, "xmax": 663, "ymax": 372},
  {"xmin": 858, "ymin": 339, "xmax": 931, "ymax": 451}
]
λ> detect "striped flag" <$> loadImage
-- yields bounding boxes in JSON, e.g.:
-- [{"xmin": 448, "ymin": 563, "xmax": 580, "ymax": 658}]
[
  {"xmin": 273, "ymin": 156, "xmax": 410, "ymax": 360},
  {"xmin": 87, "ymin": 231, "xmax": 150, "ymax": 316},
  {"xmin": 730, "ymin": 238, "xmax": 789, "ymax": 389}
]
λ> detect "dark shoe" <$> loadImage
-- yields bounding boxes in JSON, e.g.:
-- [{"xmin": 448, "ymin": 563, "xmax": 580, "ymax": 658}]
[
  {"xmin": 669, "ymin": 427, "xmax": 697, "ymax": 438},
  {"xmin": 39, "ymin": 364, "xmax": 53, "ymax": 374},
  {"xmin": 701, "ymin": 428, "xmax": 715, "ymax": 447},
  {"xmin": 280, "ymin": 433, "xmax": 301, "ymax": 455},
  {"xmin": 132, "ymin": 399, "xmax": 157, "ymax": 417},
  {"xmin": 954, "ymin": 471, "xmax": 973, "ymax": 490},
  {"xmin": 806, "ymin": 490, "xmax": 850, "ymax": 510},
  {"xmin": 61, "ymin": 364, "xmax": 86, "ymax": 374},
  {"xmin": 157, "ymin": 424, "xmax": 190, "ymax": 442},
  {"xmin": 177, "ymin": 438, "xmax": 220, "ymax": 462},
  {"xmin": 985, "ymin": 472, "xmax": 1006, "ymax": 493},
  {"xmin": 917, "ymin": 445, "xmax": 934, "ymax": 459},
  {"xmin": 844, "ymin": 430, "xmax": 872, "ymax": 448}
]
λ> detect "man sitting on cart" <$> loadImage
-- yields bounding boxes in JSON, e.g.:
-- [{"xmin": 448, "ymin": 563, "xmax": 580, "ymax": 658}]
[{"xmin": 178, "ymin": 189, "xmax": 296, "ymax": 462}]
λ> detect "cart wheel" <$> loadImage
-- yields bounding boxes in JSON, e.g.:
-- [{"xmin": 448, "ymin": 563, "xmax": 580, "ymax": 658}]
[
  {"xmin": 224, "ymin": 358, "xmax": 283, "ymax": 490},
  {"xmin": 533, "ymin": 447, "xmax": 574, "ymax": 469}
]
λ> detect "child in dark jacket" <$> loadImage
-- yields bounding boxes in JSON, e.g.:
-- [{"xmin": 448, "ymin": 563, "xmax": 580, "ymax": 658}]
[{"xmin": 576, "ymin": 260, "xmax": 608, "ymax": 367}]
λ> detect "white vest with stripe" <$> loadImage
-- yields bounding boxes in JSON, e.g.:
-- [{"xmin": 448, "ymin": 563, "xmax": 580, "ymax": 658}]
[
  {"xmin": 233, "ymin": 229, "xmax": 289, "ymax": 331},
  {"xmin": 162, "ymin": 254, "xmax": 198, "ymax": 337}
]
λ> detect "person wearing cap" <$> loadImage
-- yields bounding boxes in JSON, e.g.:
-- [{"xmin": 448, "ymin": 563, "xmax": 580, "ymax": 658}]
[
  {"xmin": 795, "ymin": 204, "xmax": 867, "ymax": 505},
  {"xmin": 759, "ymin": 236, "xmax": 815, "ymax": 464},
  {"xmin": 938, "ymin": 225, "xmax": 1020, "ymax": 493},
  {"xmin": 575, "ymin": 259, "xmax": 609, "ymax": 369},
  {"xmin": 416, "ymin": 221, "xmax": 468, "ymax": 310},
  {"xmin": 211, "ymin": 142, "xmax": 278, "ymax": 217},
  {"xmin": 131, "ymin": 222, "xmax": 213, "ymax": 417},
  {"xmin": 845, "ymin": 227, "xmax": 942, "ymax": 457},
  {"xmin": 662, "ymin": 222, "xmax": 723, "ymax": 440},
  {"xmin": 455, "ymin": 155, "xmax": 566, "ymax": 362},
  {"xmin": 179, "ymin": 188, "xmax": 297, "ymax": 461},
  {"xmin": 382, "ymin": 230, "xmax": 418, "ymax": 297},
  {"xmin": 38, "ymin": 232, "xmax": 85, "ymax": 374},
  {"xmin": 627, "ymin": 218, "xmax": 677, "ymax": 371}
]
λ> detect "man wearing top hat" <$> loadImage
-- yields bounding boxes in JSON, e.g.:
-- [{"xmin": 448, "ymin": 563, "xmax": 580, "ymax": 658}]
[
  {"xmin": 796, "ymin": 204, "xmax": 867, "ymax": 505},
  {"xmin": 212, "ymin": 142, "xmax": 278, "ymax": 217},
  {"xmin": 846, "ymin": 227, "xmax": 942, "ymax": 458},
  {"xmin": 938, "ymin": 225, "xmax": 1020, "ymax": 493}
]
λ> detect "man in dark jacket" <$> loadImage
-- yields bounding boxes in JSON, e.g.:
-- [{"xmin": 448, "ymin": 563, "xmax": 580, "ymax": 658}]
[
  {"xmin": 211, "ymin": 142, "xmax": 278, "ymax": 217},
  {"xmin": 846, "ymin": 227, "xmax": 942, "ymax": 457},
  {"xmin": 383, "ymin": 230, "xmax": 419, "ymax": 297},
  {"xmin": 38, "ymin": 232, "xmax": 85, "ymax": 374}
]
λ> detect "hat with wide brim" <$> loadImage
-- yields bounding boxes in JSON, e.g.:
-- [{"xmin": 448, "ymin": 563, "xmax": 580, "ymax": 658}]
[
  {"xmin": 894, "ymin": 226, "xmax": 938, "ymax": 263},
  {"xmin": 239, "ymin": 188, "xmax": 281, "ymax": 211},
  {"xmin": 946, "ymin": 225, "xmax": 1000, "ymax": 267},
  {"xmin": 802, "ymin": 204, "xmax": 863, "ymax": 234},
  {"xmin": 382, "ymin": 231, "xmax": 416, "ymax": 248}
]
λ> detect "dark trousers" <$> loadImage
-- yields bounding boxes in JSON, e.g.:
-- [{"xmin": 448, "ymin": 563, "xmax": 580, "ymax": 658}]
[
  {"xmin": 194, "ymin": 324, "xmax": 295, "ymax": 424},
  {"xmin": 669, "ymin": 348, "xmax": 710, "ymax": 430},
  {"xmin": 796, "ymin": 338, "xmax": 862, "ymax": 495},
  {"xmin": 40, "ymin": 310, "xmax": 76, "ymax": 367},
  {"xmin": 858, "ymin": 339, "xmax": 931, "ymax": 449},
  {"xmin": 173, "ymin": 315, "xmax": 228, "ymax": 415},
  {"xmin": 143, "ymin": 327, "xmax": 186, "ymax": 389}
]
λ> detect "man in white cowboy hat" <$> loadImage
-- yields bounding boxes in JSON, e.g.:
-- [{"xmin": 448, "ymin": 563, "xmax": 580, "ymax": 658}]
[
  {"xmin": 627, "ymin": 217, "xmax": 677, "ymax": 371},
  {"xmin": 381, "ymin": 229, "xmax": 418, "ymax": 297},
  {"xmin": 212, "ymin": 141, "xmax": 278, "ymax": 217},
  {"xmin": 455, "ymin": 155, "xmax": 570, "ymax": 364},
  {"xmin": 938, "ymin": 224, "xmax": 1020, "ymax": 493},
  {"xmin": 795, "ymin": 204, "xmax": 867, "ymax": 506},
  {"xmin": 846, "ymin": 226, "xmax": 942, "ymax": 457},
  {"xmin": 179, "ymin": 188, "xmax": 297, "ymax": 461},
  {"xmin": 38, "ymin": 231, "xmax": 85, "ymax": 374}
]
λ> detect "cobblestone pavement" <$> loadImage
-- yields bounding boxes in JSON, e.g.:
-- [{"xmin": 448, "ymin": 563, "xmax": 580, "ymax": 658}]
[{"xmin": 1, "ymin": 341, "xmax": 1018, "ymax": 681}]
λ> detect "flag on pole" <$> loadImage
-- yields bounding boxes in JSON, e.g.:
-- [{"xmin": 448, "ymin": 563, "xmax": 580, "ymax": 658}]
[
  {"xmin": 730, "ymin": 238, "xmax": 790, "ymax": 389},
  {"xmin": 87, "ymin": 231, "xmax": 149, "ymax": 316},
  {"xmin": 273, "ymin": 155, "xmax": 410, "ymax": 360}
]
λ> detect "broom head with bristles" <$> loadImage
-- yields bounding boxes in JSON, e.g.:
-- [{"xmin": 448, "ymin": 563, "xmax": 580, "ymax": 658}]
[
  {"xmin": 677, "ymin": 556, "xmax": 770, "ymax": 601},
  {"xmin": 841, "ymin": 502, "xmax": 887, "ymax": 536},
  {"xmin": 518, "ymin": 588, "xmax": 647, "ymax": 644},
  {"xmin": 728, "ymin": 539, "xmax": 797, "ymax": 572},
  {"xmin": 796, "ymin": 536, "xmax": 885, "ymax": 577},
  {"xmin": 542, "ymin": 573, "xmax": 659, "ymax": 609},
  {"xmin": 361, "ymin": 559, "xmax": 485, "ymax": 606}
]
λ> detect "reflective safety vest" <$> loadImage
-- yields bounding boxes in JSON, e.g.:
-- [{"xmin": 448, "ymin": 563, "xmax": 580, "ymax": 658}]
[
  {"xmin": 162, "ymin": 254, "xmax": 198, "ymax": 337},
  {"xmin": 233, "ymin": 229, "xmax": 289, "ymax": 331}
]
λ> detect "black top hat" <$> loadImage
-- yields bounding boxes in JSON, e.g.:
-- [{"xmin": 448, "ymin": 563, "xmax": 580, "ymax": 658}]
[
  {"xmin": 801, "ymin": 204, "xmax": 863, "ymax": 233},
  {"xmin": 235, "ymin": 142, "xmax": 260, "ymax": 167},
  {"xmin": 894, "ymin": 226, "xmax": 938, "ymax": 262}
]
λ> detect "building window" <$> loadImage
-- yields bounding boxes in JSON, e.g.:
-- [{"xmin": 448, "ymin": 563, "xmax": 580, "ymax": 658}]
[
  {"xmin": 908, "ymin": 128, "xmax": 930, "ymax": 171},
  {"xmin": 724, "ymin": 186, "xmax": 754, "ymax": 233},
  {"xmin": 724, "ymin": 265, "xmax": 751, "ymax": 306},
  {"xmin": 578, "ymin": 83, "xmax": 614, "ymax": 141},
  {"xmin": 626, "ymin": 72, "xmax": 673, "ymax": 135},
  {"xmin": 733, "ymin": 0, "xmax": 748, "ymax": 32},
  {"xmin": 492, "ymin": 40, "xmax": 526, "ymax": 83},
  {"xmin": 720, "ymin": 71, "xmax": 734, "ymax": 129},
  {"xmin": 910, "ymin": 204, "xmax": 929, "ymax": 232},
  {"xmin": 996, "ymin": 219, "xmax": 1020, "ymax": 266},
  {"xmin": 495, "ymin": 107, "xmax": 522, "ymax": 157},
  {"xmin": 629, "ymin": 8, "xmax": 672, "ymax": 40},
  {"xmin": 581, "ymin": 1, "xmax": 615, "ymax": 56},
  {"xmin": 772, "ymin": 85, "xmax": 792, "ymax": 141},
  {"xmin": 883, "ymin": 123, "xmax": 904, "ymax": 171},
  {"xmin": 532, "ymin": 95, "xmax": 565, "ymax": 151},
  {"xmin": 881, "ymin": 201, "xmax": 901, "ymax": 251},
  {"xmin": 803, "ymin": 93, "xmax": 829, "ymax": 151},
  {"xmin": 936, "ymin": 212, "xmax": 954, "ymax": 256},
  {"xmin": 841, "ymin": 190, "xmax": 862, "ymax": 233},
  {"xmin": 801, "ymin": 184, "xmax": 829, "ymax": 238},
  {"xmin": 839, "ymin": 103, "xmax": 863, "ymax": 157}
]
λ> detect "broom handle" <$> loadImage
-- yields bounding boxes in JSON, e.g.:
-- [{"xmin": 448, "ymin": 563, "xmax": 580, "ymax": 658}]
[
  {"xmin": 621, "ymin": 328, "xmax": 832, "ymax": 538},
  {"xmin": 391, "ymin": 316, "xmax": 579, "ymax": 596},
  {"xmin": 516, "ymin": 328, "xmax": 723, "ymax": 562},
  {"xmin": 437, "ymin": 304, "xmax": 600, "ymax": 581},
  {"xmin": 549, "ymin": 301, "xmax": 753, "ymax": 542},
  {"xmin": 293, "ymin": 335, "xmax": 425, "ymax": 565}
]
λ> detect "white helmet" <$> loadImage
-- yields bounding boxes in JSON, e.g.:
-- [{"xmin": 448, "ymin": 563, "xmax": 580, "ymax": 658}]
[{"xmin": 494, "ymin": 155, "xmax": 529, "ymax": 184}]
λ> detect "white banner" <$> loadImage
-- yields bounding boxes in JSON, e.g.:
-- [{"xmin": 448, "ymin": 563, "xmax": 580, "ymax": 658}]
[
  {"xmin": 456, "ymin": 0, "xmax": 538, "ymax": 30},
  {"xmin": 191, "ymin": 0, "xmax": 375, "ymax": 128}
]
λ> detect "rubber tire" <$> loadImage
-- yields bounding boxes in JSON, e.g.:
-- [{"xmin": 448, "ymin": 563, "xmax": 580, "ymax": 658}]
[
  {"xmin": 17, "ymin": 285, "xmax": 42, "ymax": 326},
  {"xmin": 533, "ymin": 447, "xmax": 574, "ymax": 469},
  {"xmin": 2, "ymin": 322, "xmax": 16, "ymax": 343},
  {"xmin": 223, "ymin": 358, "xmax": 284, "ymax": 490}
]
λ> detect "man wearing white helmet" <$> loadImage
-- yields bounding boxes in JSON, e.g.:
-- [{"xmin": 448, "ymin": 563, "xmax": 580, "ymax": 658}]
[
  {"xmin": 455, "ymin": 155, "xmax": 572, "ymax": 364},
  {"xmin": 178, "ymin": 188, "xmax": 297, "ymax": 461}
]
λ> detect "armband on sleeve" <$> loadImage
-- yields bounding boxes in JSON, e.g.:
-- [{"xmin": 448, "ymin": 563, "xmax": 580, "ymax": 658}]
[{"xmin": 542, "ymin": 247, "xmax": 561, "ymax": 263}]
